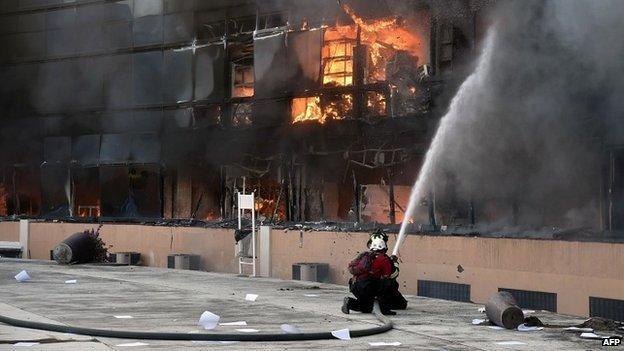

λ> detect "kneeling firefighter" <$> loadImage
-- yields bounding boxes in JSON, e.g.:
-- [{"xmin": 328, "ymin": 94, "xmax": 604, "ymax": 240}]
[{"xmin": 342, "ymin": 231, "xmax": 407, "ymax": 315}]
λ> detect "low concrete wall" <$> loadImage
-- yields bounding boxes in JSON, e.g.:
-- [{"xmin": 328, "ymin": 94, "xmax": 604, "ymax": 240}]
[
  {"xmin": 272, "ymin": 230, "xmax": 624, "ymax": 316},
  {"xmin": 1, "ymin": 221, "xmax": 622, "ymax": 317},
  {"xmin": 0, "ymin": 222, "xmax": 237, "ymax": 273},
  {"xmin": 0, "ymin": 221, "xmax": 19, "ymax": 242}
]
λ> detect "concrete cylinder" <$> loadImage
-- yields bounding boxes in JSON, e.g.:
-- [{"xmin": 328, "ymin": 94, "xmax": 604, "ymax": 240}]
[
  {"xmin": 485, "ymin": 291, "xmax": 525, "ymax": 329},
  {"xmin": 52, "ymin": 232, "xmax": 95, "ymax": 264}
]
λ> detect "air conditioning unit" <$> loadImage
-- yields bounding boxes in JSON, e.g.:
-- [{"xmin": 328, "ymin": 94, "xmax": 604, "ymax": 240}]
[
  {"xmin": 0, "ymin": 241, "xmax": 22, "ymax": 258},
  {"xmin": 292, "ymin": 263, "xmax": 330, "ymax": 283},
  {"xmin": 167, "ymin": 254, "xmax": 201, "ymax": 270},
  {"xmin": 111, "ymin": 252, "xmax": 141, "ymax": 265}
]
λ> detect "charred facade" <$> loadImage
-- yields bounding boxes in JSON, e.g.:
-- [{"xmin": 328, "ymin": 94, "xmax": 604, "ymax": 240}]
[{"xmin": 0, "ymin": 0, "xmax": 494, "ymax": 227}]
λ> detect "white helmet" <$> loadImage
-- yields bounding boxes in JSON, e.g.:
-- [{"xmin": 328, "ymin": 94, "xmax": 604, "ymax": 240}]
[{"xmin": 369, "ymin": 237, "xmax": 387, "ymax": 251}]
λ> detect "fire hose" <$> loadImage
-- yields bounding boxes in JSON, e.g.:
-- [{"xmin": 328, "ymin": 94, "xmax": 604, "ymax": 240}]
[{"xmin": 0, "ymin": 301, "xmax": 392, "ymax": 342}]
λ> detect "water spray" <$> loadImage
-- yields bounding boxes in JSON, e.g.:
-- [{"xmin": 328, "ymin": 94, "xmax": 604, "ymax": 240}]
[{"xmin": 391, "ymin": 30, "xmax": 497, "ymax": 256}]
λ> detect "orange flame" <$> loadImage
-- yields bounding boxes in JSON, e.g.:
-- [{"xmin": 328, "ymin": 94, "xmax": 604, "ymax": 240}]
[
  {"xmin": 291, "ymin": 94, "xmax": 353, "ymax": 124},
  {"xmin": 292, "ymin": 96, "xmax": 324, "ymax": 123},
  {"xmin": 77, "ymin": 205, "xmax": 100, "ymax": 218},
  {"xmin": 342, "ymin": 4, "xmax": 422, "ymax": 82}
]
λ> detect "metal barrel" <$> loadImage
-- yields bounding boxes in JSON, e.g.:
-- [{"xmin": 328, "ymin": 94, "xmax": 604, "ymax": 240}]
[
  {"xmin": 52, "ymin": 232, "xmax": 96, "ymax": 264},
  {"xmin": 485, "ymin": 291, "xmax": 525, "ymax": 329}
]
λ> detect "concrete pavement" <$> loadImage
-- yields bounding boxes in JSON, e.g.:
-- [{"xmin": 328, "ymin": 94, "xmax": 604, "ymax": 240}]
[{"xmin": 0, "ymin": 259, "xmax": 607, "ymax": 350}]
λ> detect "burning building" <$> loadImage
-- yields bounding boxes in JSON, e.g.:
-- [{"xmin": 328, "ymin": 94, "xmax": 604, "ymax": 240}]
[
  {"xmin": 0, "ymin": 0, "xmax": 487, "ymax": 226},
  {"xmin": 2, "ymin": 0, "xmax": 624, "ymax": 321}
]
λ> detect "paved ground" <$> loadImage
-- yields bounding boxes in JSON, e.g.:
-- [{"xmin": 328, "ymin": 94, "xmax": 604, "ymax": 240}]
[{"xmin": 0, "ymin": 259, "xmax": 610, "ymax": 350}]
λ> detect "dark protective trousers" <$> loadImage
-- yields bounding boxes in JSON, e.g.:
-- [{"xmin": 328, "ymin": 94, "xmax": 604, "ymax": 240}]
[{"xmin": 347, "ymin": 278, "xmax": 408, "ymax": 313}]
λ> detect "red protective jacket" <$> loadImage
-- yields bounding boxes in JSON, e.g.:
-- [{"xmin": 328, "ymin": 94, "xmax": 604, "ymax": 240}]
[{"xmin": 369, "ymin": 252, "xmax": 393, "ymax": 279}]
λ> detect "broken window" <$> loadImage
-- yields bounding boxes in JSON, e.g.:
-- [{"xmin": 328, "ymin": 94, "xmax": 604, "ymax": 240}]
[
  {"xmin": 197, "ymin": 18, "xmax": 226, "ymax": 41},
  {"xmin": 291, "ymin": 94, "xmax": 353, "ymax": 124},
  {"xmin": 322, "ymin": 93, "xmax": 353, "ymax": 120},
  {"xmin": 0, "ymin": 166, "xmax": 40, "ymax": 216},
  {"xmin": 292, "ymin": 96, "xmax": 322, "ymax": 123},
  {"xmin": 227, "ymin": 15, "xmax": 256, "ymax": 36},
  {"xmin": 257, "ymin": 12, "xmax": 287, "ymax": 30},
  {"xmin": 100, "ymin": 165, "xmax": 161, "ymax": 218},
  {"xmin": 231, "ymin": 102, "xmax": 252, "ymax": 127},
  {"xmin": 193, "ymin": 105, "xmax": 222, "ymax": 128},
  {"xmin": 322, "ymin": 26, "xmax": 355, "ymax": 86},
  {"xmin": 231, "ymin": 63, "xmax": 254, "ymax": 98},
  {"xmin": 41, "ymin": 165, "xmax": 70, "ymax": 217},
  {"xmin": 365, "ymin": 91, "xmax": 387, "ymax": 118},
  {"xmin": 73, "ymin": 167, "xmax": 100, "ymax": 217}
]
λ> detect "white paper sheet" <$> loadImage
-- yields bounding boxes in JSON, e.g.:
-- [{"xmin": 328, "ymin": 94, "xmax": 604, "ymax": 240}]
[
  {"xmin": 64, "ymin": 279, "xmax": 77, "ymax": 284},
  {"xmin": 496, "ymin": 341, "xmax": 526, "ymax": 346},
  {"xmin": 15, "ymin": 270, "xmax": 31, "ymax": 282},
  {"xmin": 477, "ymin": 307, "xmax": 486, "ymax": 313},
  {"xmin": 472, "ymin": 318, "xmax": 486, "ymax": 325},
  {"xmin": 331, "ymin": 328, "xmax": 351, "ymax": 340},
  {"xmin": 116, "ymin": 342, "xmax": 149, "ymax": 347},
  {"xmin": 198, "ymin": 311, "xmax": 220, "ymax": 330},
  {"xmin": 488, "ymin": 326, "xmax": 504, "ymax": 330},
  {"xmin": 517, "ymin": 323, "xmax": 543, "ymax": 332},
  {"xmin": 245, "ymin": 293, "xmax": 259, "ymax": 301},
  {"xmin": 304, "ymin": 294, "xmax": 319, "ymax": 297},
  {"xmin": 236, "ymin": 328, "xmax": 259, "ymax": 333},
  {"xmin": 13, "ymin": 342, "xmax": 39, "ymax": 347},
  {"xmin": 114, "ymin": 315, "xmax": 134, "ymax": 319},
  {"xmin": 369, "ymin": 342, "xmax": 401, "ymax": 346},
  {"xmin": 219, "ymin": 321, "xmax": 247, "ymax": 326},
  {"xmin": 281, "ymin": 324, "xmax": 301, "ymax": 334}
]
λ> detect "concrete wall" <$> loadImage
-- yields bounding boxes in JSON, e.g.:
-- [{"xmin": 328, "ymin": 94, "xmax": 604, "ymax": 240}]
[
  {"xmin": 0, "ymin": 221, "xmax": 19, "ymax": 242},
  {"xmin": 1, "ymin": 221, "xmax": 623, "ymax": 317},
  {"xmin": 0, "ymin": 221, "xmax": 237, "ymax": 273}
]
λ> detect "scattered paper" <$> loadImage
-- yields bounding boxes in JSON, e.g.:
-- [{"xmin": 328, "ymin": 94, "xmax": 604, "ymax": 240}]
[
  {"xmin": 15, "ymin": 270, "xmax": 31, "ymax": 282},
  {"xmin": 114, "ymin": 315, "xmax": 134, "ymax": 319},
  {"xmin": 219, "ymin": 321, "xmax": 247, "ymax": 326},
  {"xmin": 13, "ymin": 342, "xmax": 39, "ymax": 347},
  {"xmin": 477, "ymin": 307, "xmax": 486, "ymax": 313},
  {"xmin": 331, "ymin": 328, "xmax": 351, "ymax": 340},
  {"xmin": 472, "ymin": 318, "xmax": 486, "ymax": 325},
  {"xmin": 517, "ymin": 323, "xmax": 543, "ymax": 332},
  {"xmin": 220, "ymin": 341, "xmax": 241, "ymax": 344},
  {"xmin": 236, "ymin": 328, "xmax": 259, "ymax": 333},
  {"xmin": 369, "ymin": 342, "xmax": 402, "ymax": 346},
  {"xmin": 496, "ymin": 341, "xmax": 526, "ymax": 346},
  {"xmin": 580, "ymin": 332, "xmax": 608, "ymax": 339},
  {"xmin": 116, "ymin": 342, "xmax": 149, "ymax": 347},
  {"xmin": 488, "ymin": 326, "xmax": 504, "ymax": 330},
  {"xmin": 281, "ymin": 324, "xmax": 301, "ymax": 334},
  {"xmin": 245, "ymin": 293, "xmax": 259, "ymax": 301},
  {"xmin": 65, "ymin": 279, "xmax": 77, "ymax": 284},
  {"xmin": 522, "ymin": 309, "xmax": 536, "ymax": 316},
  {"xmin": 198, "ymin": 311, "xmax": 220, "ymax": 330},
  {"xmin": 563, "ymin": 327, "xmax": 593, "ymax": 332},
  {"xmin": 304, "ymin": 294, "xmax": 319, "ymax": 297}
]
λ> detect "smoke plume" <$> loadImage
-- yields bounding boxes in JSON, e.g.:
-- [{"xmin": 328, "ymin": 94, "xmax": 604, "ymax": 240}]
[{"xmin": 422, "ymin": 0, "xmax": 624, "ymax": 231}]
